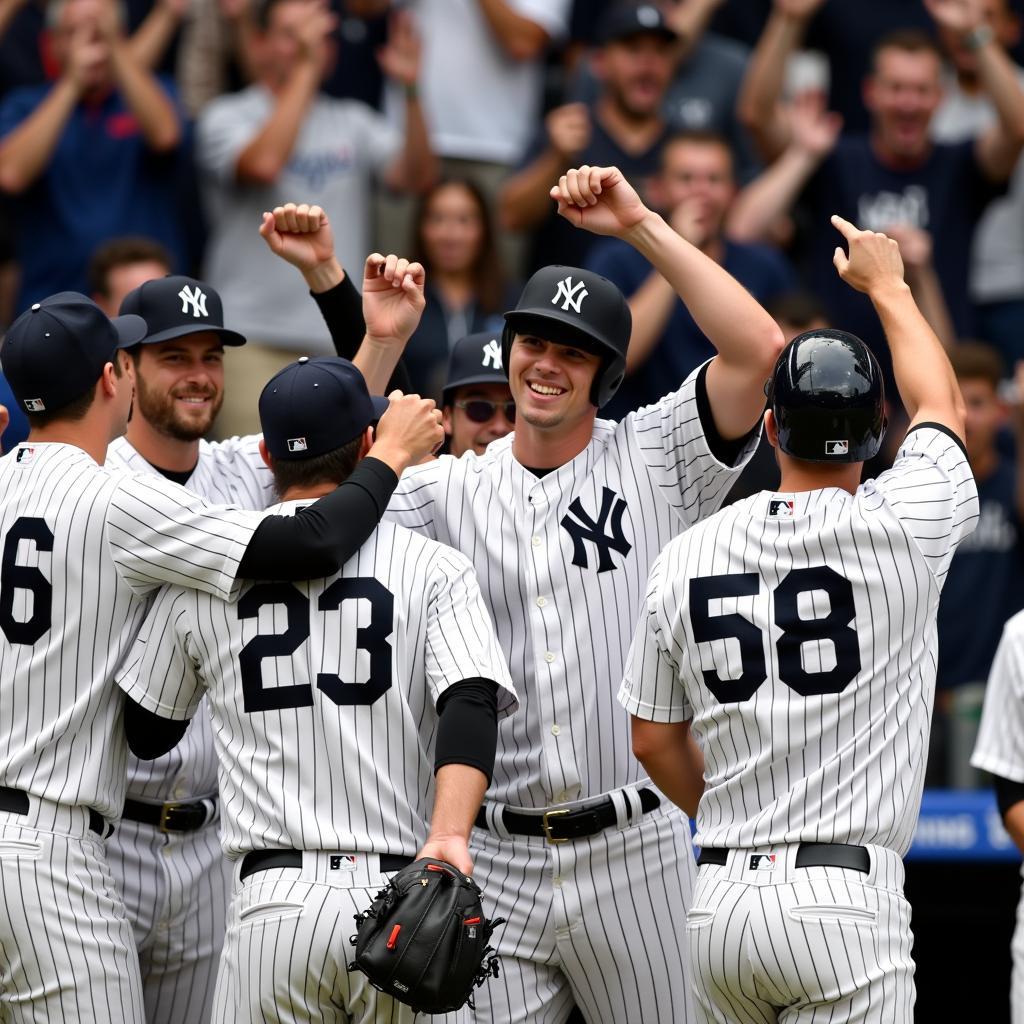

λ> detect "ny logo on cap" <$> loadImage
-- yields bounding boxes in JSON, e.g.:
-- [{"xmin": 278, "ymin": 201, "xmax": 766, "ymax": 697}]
[
  {"xmin": 287, "ymin": 437, "xmax": 308, "ymax": 453},
  {"xmin": 23, "ymin": 398, "xmax": 45, "ymax": 412},
  {"xmin": 552, "ymin": 276, "xmax": 588, "ymax": 314},
  {"xmin": 178, "ymin": 285, "xmax": 208, "ymax": 319},
  {"xmin": 481, "ymin": 338, "xmax": 502, "ymax": 370},
  {"xmin": 826, "ymin": 440, "xmax": 849, "ymax": 456}
]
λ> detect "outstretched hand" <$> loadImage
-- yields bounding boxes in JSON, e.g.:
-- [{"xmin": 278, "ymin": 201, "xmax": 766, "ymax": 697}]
[
  {"xmin": 259, "ymin": 203, "xmax": 336, "ymax": 274},
  {"xmin": 831, "ymin": 214, "xmax": 906, "ymax": 296},
  {"xmin": 362, "ymin": 253, "xmax": 426, "ymax": 348},
  {"xmin": 550, "ymin": 165, "xmax": 649, "ymax": 239}
]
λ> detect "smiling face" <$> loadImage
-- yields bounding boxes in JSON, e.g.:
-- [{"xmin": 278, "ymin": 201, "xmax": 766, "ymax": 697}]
[
  {"xmin": 865, "ymin": 45, "xmax": 944, "ymax": 161},
  {"xmin": 443, "ymin": 381, "xmax": 516, "ymax": 456},
  {"xmin": 507, "ymin": 333, "xmax": 602, "ymax": 434},
  {"xmin": 133, "ymin": 334, "xmax": 225, "ymax": 441}
]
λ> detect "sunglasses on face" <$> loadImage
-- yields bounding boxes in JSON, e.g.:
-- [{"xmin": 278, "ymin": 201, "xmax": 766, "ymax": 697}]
[{"xmin": 454, "ymin": 399, "xmax": 516, "ymax": 424}]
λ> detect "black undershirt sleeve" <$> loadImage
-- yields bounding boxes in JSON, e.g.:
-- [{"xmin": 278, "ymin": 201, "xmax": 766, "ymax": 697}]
[
  {"xmin": 124, "ymin": 696, "xmax": 190, "ymax": 760},
  {"xmin": 434, "ymin": 678, "xmax": 499, "ymax": 782},
  {"xmin": 237, "ymin": 457, "xmax": 398, "ymax": 579},
  {"xmin": 693, "ymin": 361, "xmax": 761, "ymax": 467},
  {"xmin": 312, "ymin": 279, "xmax": 412, "ymax": 393},
  {"xmin": 993, "ymin": 773, "xmax": 1024, "ymax": 821}
]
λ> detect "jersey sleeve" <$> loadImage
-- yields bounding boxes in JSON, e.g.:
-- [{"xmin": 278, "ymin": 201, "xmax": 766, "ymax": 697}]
[
  {"xmin": 971, "ymin": 613, "xmax": 1024, "ymax": 782},
  {"xmin": 423, "ymin": 548, "xmax": 518, "ymax": 718},
  {"xmin": 107, "ymin": 473, "xmax": 264, "ymax": 600},
  {"xmin": 625, "ymin": 360, "xmax": 759, "ymax": 529},
  {"xmin": 617, "ymin": 548, "xmax": 693, "ymax": 724},
  {"xmin": 115, "ymin": 587, "xmax": 205, "ymax": 721},
  {"xmin": 870, "ymin": 423, "xmax": 979, "ymax": 584},
  {"xmin": 383, "ymin": 458, "xmax": 447, "ymax": 540}
]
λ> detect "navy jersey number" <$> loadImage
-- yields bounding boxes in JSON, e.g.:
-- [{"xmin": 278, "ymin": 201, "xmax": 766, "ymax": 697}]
[
  {"xmin": 0, "ymin": 517, "xmax": 54, "ymax": 646},
  {"xmin": 239, "ymin": 580, "xmax": 394, "ymax": 713},
  {"xmin": 689, "ymin": 567, "xmax": 861, "ymax": 704}
]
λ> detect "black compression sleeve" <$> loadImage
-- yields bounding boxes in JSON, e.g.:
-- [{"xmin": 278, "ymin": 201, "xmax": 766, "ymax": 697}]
[
  {"xmin": 694, "ymin": 361, "xmax": 760, "ymax": 467},
  {"xmin": 124, "ymin": 696, "xmax": 190, "ymax": 760},
  {"xmin": 434, "ymin": 678, "xmax": 499, "ymax": 782},
  {"xmin": 312, "ymin": 280, "xmax": 412, "ymax": 393},
  {"xmin": 237, "ymin": 457, "xmax": 398, "ymax": 580},
  {"xmin": 994, "ymin": 773, "xmax": 1024, "ymax": 820}
]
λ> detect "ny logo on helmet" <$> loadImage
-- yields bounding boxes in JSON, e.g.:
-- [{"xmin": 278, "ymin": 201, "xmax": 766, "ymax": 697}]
[
  {"xmin": 178, "ymin": 285, "xmax": 208, "ymax": 318},
  {"xmin": 561, "ymin": 487, "xmax": 632, "ymax": 573},
  {"xmin": 481, "ymin": 338, "xmax": 502, "ymax": 369},
  {"xmin": 552, "ymin": 276, "xmax": 588, "ymax": 314}
]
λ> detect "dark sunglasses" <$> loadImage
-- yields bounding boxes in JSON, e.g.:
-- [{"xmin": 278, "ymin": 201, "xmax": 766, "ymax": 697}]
[{"xmin": 454, "ymin": 399, "xmax": 516, "ymax": 424}]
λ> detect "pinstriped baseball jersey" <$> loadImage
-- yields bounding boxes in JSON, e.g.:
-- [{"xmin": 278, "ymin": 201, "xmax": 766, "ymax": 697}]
[
  {"xmin": 107, "ymin": 435, "xmax": 273, "ymax": 803},
  {"xmin": 620, "ymin": 424, "xmax": 979, "ymax": 856},
  {"xmin": 0, "ymin": 442, "xmax": 264, "ymax": 820},
  {"xmin": 384, "ymin": 362, "xmax": 756, "ymax": 808},
  {"xmin": 972, "ymin": 610, "xmax": 1024, "ymax": 784},
  {"xmin": 117, "ymin": 509, "xmax": 518, "ymax": 859}
]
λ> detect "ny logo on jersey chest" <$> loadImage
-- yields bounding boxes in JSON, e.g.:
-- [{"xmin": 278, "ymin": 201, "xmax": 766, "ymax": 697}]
[{"xmin": 560, "ymin": 487, "xmax": 632, "ymax": 573}]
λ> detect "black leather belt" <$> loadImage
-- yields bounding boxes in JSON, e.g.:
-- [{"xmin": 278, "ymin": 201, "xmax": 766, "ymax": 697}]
[
  {"xmin": 475, "ymin": 788, "xmax": 661, "ymax": 843},
  {"xmin": 122, "ymin": 797, "xmax": 215, "ymax": 833},
  {"xmin": 0, "ymin": 785, "xmax": 105, "ymax": 836},
  {"xmin": 239, "ymin": 849, "xmax": 413, "ymax": 882},
  {"xmin": 698, "ymin": 842, "xmax": 871, "ymax": 873}
]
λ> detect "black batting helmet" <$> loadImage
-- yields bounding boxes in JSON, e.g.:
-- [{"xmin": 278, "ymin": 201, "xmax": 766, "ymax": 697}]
[
  {"xmin": 767, "ymin": 329, "xmax": 886, "ymax": 463},
  {"xmin": 501, "ymin": 265, "xmax": 631, "ymax": 408}
]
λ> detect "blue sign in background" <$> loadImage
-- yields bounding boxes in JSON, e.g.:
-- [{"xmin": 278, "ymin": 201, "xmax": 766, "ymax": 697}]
[{"xmin": 907, "ymin": 789, "xmax": 1021, "ymax": 862}]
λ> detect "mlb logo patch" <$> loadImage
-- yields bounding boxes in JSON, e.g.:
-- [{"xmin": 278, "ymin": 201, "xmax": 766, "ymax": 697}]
[
  {"xmin": 329, "ymin": 854, "xmax": 358, "ymax": 871},
  {"xmin": 287, "ymin": 437, "xmax": 308, "ymax": 453},
  {"xmin": 15, "ymin": 447, "xmax": 34, "ymax": 463},
  {"xmin": 749, "ymin": 854, "xmax": 776, "ymax": 871},
  {"xmin": 826, "ymin": 440, "xmax": 849, "ymax": 456},
  {"xmin": 23, "ymin": 398, "xmax": 45, "ymax": 412},
  {"xmin": 769, "ymin": 499, "xmax": 794, "ymax": 518}
]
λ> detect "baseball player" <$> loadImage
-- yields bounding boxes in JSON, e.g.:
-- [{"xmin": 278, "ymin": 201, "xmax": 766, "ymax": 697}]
[
  {"xmin": 116, "ymin": 356, "xmax": 517, "ymax": 1024},
  {"xmin": 0, "ymin": 293, "xmax": 442, "ymax": 1022},
  {"xmin": 265, "ymin": 165, "xmax": 785, "ymax": 1022},
  {"xmin": 103, "ymin": 257, "xmax": 434, "ymax": 1024},
  {"xmin": 620, "ymin": 216, "xmax": 978, "ymax": 1023},
  {"xmin": 971, "ymin": 614, "xmax": 1024, "ymax": 1023},
  {"xmin": 440, "ymin": 331, "xmax": 514, "ymax": 457}
]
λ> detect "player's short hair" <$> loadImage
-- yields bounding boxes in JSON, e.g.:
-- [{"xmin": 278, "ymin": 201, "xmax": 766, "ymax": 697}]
[
  {"xmin": 766, "ymin": 291, "xmax": 828, "ymax": 331},
  {"xmin": 88, "ymin": 237, "xmax": 173, "ymax": 299},
  {"xmin": 23, "ymin": 351, "xmax": 127, "ymax": 429},
  {"xmin": 870, "ymin": 29, "xmax": 944, "ymax": 72},
  {"xmin": 269, "ymin": 434, "xmax": 364, "ymax": 499},
  {"xmin": 947, "ymin": 341, "xmax": 1005, "ymax": 390}
]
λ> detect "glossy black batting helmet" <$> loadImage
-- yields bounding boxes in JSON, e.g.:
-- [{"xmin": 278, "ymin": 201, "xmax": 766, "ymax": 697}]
[
  {"xmin": 501, "ymin": 265, "xmax": 631, "ymax": 408},
  {"xmin": 767, "ymin": 329, "xmax": 886, "ymax": 463}
]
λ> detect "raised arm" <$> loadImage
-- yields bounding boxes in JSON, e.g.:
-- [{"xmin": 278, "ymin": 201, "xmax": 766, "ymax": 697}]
[
  {"xmin": 553, "ymin": 164, "xmax": 785, "ymax": 439},
  {"xmin": 831, "ymin": 214, "xmax": 965, "ymax": 441},
  {"xmin": 477, "ymin": 0, "xmax": 551, "ymax": 61},
  {"xmin": 127, "ymin": 0, "xmax": 187, "ymax": 71}
]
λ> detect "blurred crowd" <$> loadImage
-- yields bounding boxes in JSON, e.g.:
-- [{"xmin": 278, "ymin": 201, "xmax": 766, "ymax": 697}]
[{"xmin": 1, "ymin": 0, "xmax": 1022, "ymax": 789}]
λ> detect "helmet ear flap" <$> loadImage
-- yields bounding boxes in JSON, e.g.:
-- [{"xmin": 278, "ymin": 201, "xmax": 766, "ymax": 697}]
[{"xmin": 500, "ymin": 323, "xmax": 515, "ymax": 382}]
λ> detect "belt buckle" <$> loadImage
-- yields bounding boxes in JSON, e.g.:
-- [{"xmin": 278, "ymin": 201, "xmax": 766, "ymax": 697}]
[
  {"xmin": 542, "ymin": 808, "xmax": 569, "ymax": 843},
  {"xmin": 158, "ymin": 801, "xmax": 187, "ymax": 833}
]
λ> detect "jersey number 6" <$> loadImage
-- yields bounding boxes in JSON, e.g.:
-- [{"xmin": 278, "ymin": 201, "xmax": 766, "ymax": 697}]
[
  {"xmin": 690, "ymin": 566, "xmax": 861, "ymax": 703},
  {"xmin": 0, "ymin": 517, "xmax": 54, "ymax": 646},
  {"xmin": 238, "ymin": 579, "xmax": 394, "ymax": 713}
]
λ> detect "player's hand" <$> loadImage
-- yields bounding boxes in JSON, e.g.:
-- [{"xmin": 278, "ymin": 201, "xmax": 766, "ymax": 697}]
[
  {"xmin": 370, "ymin": 390, "xmax": 444, "ymax": 473},
  {"xmin": 417, "ymin": 834, "xmax": 473, "ymax": 877},
  {"xmin": 546, "ymin": 103, "xmax": 591, "ymax": 160},
  {"xmin": 362, "ymin": 253, "xmax": 426, "ymax": 348},
  {"xmin": 831, "ymin": 215, "xmax": 906, "ymax": 296},
  {"xmin": 376, "ymin": 7, "xmax": 420, "ymax": 87},
  {"xmin": 259, "ymin": 203, "xmax": 337, "ymax": 274},
  {"xmin": 550, "ymin": 165, "xmax": 649, "ymax": 239},
  {"xmin": 788, "ymin": 90, "xmax": 842, "ymax": 159},
  {"xmin": 924, "ymin": 0, "xmax": 986, "ymax": 35},
  {"xmin": 883, "ymin": 222, "xmax": 933, "ymax": 274}
]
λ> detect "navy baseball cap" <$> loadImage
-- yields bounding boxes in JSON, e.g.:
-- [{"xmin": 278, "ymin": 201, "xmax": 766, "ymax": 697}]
[
  {"xmin": 441, "ymin": 332, "xmax": 509, "ymax": 405},
  {"xmin": 119, "ymin": 275, "xmax": 246, "ymax": 347},
  {"xmin": 2, "ymin": 292, "xmax": 147, "ymax": 414},
  {"xmin": 259, "ymin": 356, "xmax": 389, "ymax": 460},
  {"xmin": 599, "ymin": 4, "xmax": 677, "ymax": 45}
]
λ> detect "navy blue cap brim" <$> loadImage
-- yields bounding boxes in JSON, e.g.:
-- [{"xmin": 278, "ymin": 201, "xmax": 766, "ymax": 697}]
[
  {"xmin": 135, "ymin": 323, "xmax": 248, "ymax": 348},
  {"xmin": 112, "ymin": 313, "xmax": 149, "ymax": 348},
  {"xmin": 441, "ymin": 371, "xmax": 510, "ymax": 402},
  {"xmin": 370, "ymin": 395, "xmax": 389, "ymax": 420}
]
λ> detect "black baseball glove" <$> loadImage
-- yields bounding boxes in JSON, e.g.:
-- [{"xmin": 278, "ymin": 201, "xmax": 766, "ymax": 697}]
[{"xmin": 348, "ymin": 857, "xmax": 504, "ymax": 1014}]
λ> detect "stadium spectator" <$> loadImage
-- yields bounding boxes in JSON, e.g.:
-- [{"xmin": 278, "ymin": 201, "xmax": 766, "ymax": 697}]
[
  {"xmin": 501, "ymin": 2, "xmax": 677, "ymax": 270},
  {"xmin": 0, "ymin": 0, "xmax": 187, "ymax": 312},
  {"xmin": 587, "ymin": 130, "xmax": 795, "ymax": 417},
  {"xmin": 196, "ymin": 0, "xmax": 434, "ymax": 437},
  {"xmin": 88, "ymin": 235, "xmax": 172, "ymax": 316},
  {"xmin": 403, "ymin": 177, "xmax": 510, "ymax": 399},
  {"xmin": 736, "ymin": 8, "xmax": 1024, "ymax": 360},
  {"xmin": 933, "ymin": 345, "xmax": 1024, "ymax": 787}
]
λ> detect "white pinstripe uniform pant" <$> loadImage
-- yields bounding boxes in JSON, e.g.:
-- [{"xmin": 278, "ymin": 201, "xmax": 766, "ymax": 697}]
[
  {"xmin": 0, "ymin": 803, "xmax": 144, "ymax": 1023},
  {"xmin": 211, "ymin": 851, "xmax": 471, "ymax": 1024},
  {"xmin": 468, "ymin": 790, "xmax": 697, "ymax": 1024},
  {"xmin": 1012, "ymin": 867, "xmax": 1024, "ymax": 1024},
  {"xmin": 688, "ymin": 844, "xmax": 915, "ymax": 1024},
  {"xmin": 105, "ymin": 816, "xmax": 230, "ymax": 1024}
]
